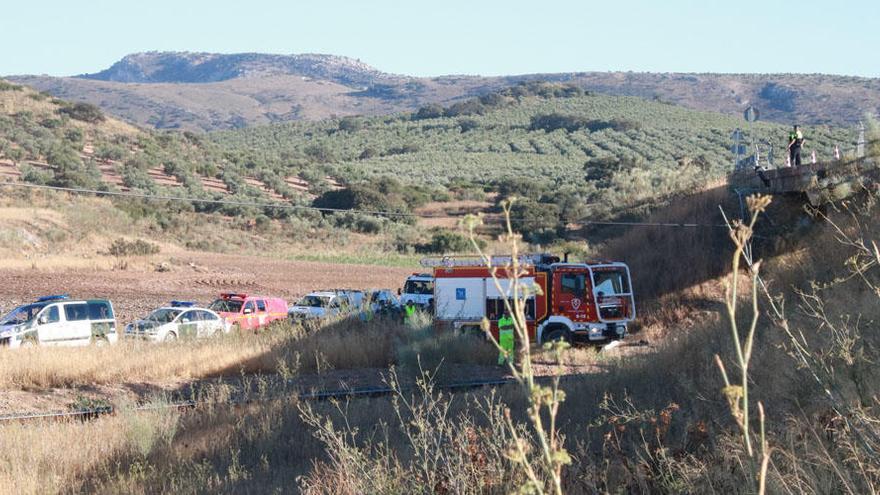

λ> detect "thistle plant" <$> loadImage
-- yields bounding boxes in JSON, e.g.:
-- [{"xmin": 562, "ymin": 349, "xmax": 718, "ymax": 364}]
[
  {"xmin": 464, "ymin": 198, "xmax": 570, "ymax": 495},
  {"xmin": 715, "ymin": 194, "xmax": 772, "ymax": 493}
]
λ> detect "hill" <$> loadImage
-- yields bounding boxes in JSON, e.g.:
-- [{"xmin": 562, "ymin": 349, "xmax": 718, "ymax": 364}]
[
  {"xmin": 7, "ymin": 52, "xmax": 880, "ymax": 130},
  {"xmin": 0, "ymin": 78, "xmax": 859, "ymax": 248}
]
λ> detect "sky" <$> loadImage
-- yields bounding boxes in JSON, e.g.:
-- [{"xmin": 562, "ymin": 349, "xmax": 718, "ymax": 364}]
[{"xmin": 2, "ymin": 0, "xmax": 878, "ymax": 77}]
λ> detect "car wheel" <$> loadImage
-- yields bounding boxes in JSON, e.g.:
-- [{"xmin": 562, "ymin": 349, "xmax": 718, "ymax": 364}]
[
  {"xmin": 20, "ymin": 338, "xmax": 37, "ymax": 348},
  {"xmin": 92, "ymin": 336, "xmax": 109, "ymax": 347},
  {"xmin": 164, "ymin": 332, "xmax": 177, "ymax": 342}
]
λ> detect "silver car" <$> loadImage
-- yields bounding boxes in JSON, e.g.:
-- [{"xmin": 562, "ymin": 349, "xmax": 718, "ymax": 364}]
[{"xmin": 125, "ymin": 302, "xmax": 230, "ymax": 343}]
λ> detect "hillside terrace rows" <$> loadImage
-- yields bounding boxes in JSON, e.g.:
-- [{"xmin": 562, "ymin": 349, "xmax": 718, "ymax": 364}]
[{"xmin": 0, "ymin": 141, "xmax": 337, "ymax": 201}]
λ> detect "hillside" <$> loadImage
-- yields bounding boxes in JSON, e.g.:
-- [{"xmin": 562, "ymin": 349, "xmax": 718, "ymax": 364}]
[
  {"xmin": 7, "ymin": 52, "xmax": 880, "ymax": 130},
  {"xmin": 0, "ymin": 78, "xmax": 860, "ymax": 248}
]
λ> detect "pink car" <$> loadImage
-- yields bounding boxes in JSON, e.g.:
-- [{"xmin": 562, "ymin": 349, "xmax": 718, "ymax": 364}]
[{"xmin": 208, "ymin": 293, "xmax": 288, "ymax": 331}]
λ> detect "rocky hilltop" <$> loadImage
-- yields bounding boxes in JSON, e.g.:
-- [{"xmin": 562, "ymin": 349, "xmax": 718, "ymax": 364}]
[{"xmin": 79, "ymin": 51, "xmax": 390, "ymax": 87}]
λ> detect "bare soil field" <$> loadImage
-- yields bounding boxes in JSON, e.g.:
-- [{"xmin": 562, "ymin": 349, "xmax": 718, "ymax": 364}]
[{"xmin": 0, "ymin": 251, "xmax": 413, "ymax": 325}]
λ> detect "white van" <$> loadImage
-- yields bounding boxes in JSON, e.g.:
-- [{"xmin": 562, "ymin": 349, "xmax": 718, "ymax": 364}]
[{"xmin": 0, "ymin": 295, "xmax": 118, "ymax": 348}]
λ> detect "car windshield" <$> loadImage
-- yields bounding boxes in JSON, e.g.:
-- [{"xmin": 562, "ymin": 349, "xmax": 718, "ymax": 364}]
[
  {"xmin": 404, "ymin": 280, "xmax": 434, "ymax": 295},
  {"xmin": 209, "ymin": 299, "xmax": 244, "ymax": 313},
  {"xmin": 297, "ymin": 296, "xmax": 330, "ymax": 308},
  {"xmin": 145, "ymin": 308, "xmax": 182, "ymax": 323},
  {"xmin": 593, "ymin": 269, "xmax": 630, "ymax": 296},
  {"xmin": 0, "ymin": 304, "xmax": 46, "ymax": 326}
]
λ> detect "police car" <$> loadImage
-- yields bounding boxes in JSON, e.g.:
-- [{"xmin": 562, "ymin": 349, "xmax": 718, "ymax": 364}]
[
  {"xmin": 0, "ymin": 295, "xmax": 118, "ymax": 348},
  {"xmin": 125, "ymin": 301, "xmax": 231, "ymax": 342}
]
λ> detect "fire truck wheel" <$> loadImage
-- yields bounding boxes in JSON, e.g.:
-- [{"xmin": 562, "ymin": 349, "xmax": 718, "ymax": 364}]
[{"xmin": 542, "ymin": 327, "xmax": 571, "ymax": 345}]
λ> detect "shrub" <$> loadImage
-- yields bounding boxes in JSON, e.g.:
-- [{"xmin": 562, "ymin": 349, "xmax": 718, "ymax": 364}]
[
  {"xmin": 0, "ymin": 80, "xmax": 23, "ymax": 91},
  {"xmin": 444, "ymin": 99, "xmax": 486, "ymax": 117},
  {"xmin": 413, "ymin": 104, "xmax": 444, "ymax": 120},
  {"xmin": 337, "ymin": 116, "xmax": 363, "ymax": 133},
  {"xmin": 96, "ymin": 144, "xmax": 126, "ymax": 162},
  {"xmin": 58, "ymin": 102, "xmax": 105, "ymax": 123},
  {"xmin": 418, "ymin": 229, "xmax": 484, "ymax": 253},
  {"xmin": 46, "ymin": 145, "xmax": 102, "ymax": 189},
  {"xmin": 509, "ymin": 199, "xmax": 564, "ymax": 244},
  {"xmin": 457, "ymin": 118, "xmax": 480, "ymax": 133},
  {"xmin": 530, "ymin": 114, "xmax": 642, "ymax": 133},
  {"xmin": 108, "ymin": 238, "xmax": 161, "ymax": 257},
  {"xmin": 313, "ymin": 177, "xmax": 423, "ymax": 220},
  {"xmin": 358, "ymin": 147, "xmax": 378, "ymax": 160}
]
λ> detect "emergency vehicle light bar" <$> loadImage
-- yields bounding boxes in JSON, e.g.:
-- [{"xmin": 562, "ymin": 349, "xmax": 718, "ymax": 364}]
[
  {"xmin": 37, "ymin": 295, "xmax": 69, "ymax": 302},
  {"xmin": 220, "ymin": 293, "xmax": 247, "ymax": 299},
  {"xmin": 170, "ymin": 301, "xmax": 196, "ymax": 307},
  {"xmin": 419, "ymin": 254, "xmax": 551, "ymax": 268}
]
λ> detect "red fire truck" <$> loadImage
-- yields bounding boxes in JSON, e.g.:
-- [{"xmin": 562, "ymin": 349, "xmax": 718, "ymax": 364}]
[{"xmin": 428, "ymin": 253, "xmax": 635, "ymax": 345}]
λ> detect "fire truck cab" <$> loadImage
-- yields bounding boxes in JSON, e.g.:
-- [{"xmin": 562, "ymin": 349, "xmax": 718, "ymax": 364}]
[{"xmin": 428, "ymin": 254, "xmax": 635, "ymax": 345}]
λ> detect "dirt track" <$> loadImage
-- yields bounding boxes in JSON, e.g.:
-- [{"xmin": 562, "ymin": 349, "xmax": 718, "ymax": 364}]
[{"xmin": 0, "ymin": 252, "xmax": 412, "ymax": 324}]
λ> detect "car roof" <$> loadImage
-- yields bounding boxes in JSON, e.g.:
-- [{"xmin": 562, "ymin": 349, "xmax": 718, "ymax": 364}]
[
  {"xmin": 307, "ymin": 292, "xmax": 338, "ymax": 297},
  {"xmin": 42, "ymin": 299, "xmax": 111, "ymax": 305},
  {"xmin": 157, "ymin": 306, "xmax": 214, "ymax": 313}
]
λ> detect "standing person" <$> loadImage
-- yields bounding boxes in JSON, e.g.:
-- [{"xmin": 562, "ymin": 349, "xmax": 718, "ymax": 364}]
[
  {"xmin": 497, "ymin": 307, "xmax": 515, "ymax": 366},
  {"xmin": 403, "ymin": 300, "xmax": 417, "ymax": 324},
  {"xmin": 788, "ymin": 125, "xmax": 806, "ymax": 167}
]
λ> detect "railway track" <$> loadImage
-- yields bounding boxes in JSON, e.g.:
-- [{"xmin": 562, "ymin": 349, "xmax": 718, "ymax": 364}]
[{"xmin": 0, "ymin": 375, "xmax": 560, "ymax": 424}]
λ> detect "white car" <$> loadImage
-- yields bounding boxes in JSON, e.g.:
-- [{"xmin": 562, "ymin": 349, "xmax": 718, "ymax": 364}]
[
  {"xmin": 0, "ymin": 295, "xmax": 118, "ymax": 348},
  {"xmin": 288, "ymin": 291, "xmax": 362, "ymax": 322},
  {"xmin": 125, "ymin": 302, "xmax": 230, "ymax": 342}
]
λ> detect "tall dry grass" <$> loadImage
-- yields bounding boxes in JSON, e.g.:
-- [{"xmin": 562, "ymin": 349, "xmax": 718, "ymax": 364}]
[
  {"xmin": 0, "ymin": 402, "xmax": 179, "ymax": 495},
  {"xmin": 0, "ymin": 331, "xmax": 298, "ymax": 390}
]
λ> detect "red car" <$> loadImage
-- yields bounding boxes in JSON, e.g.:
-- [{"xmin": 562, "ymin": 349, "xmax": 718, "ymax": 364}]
[{"xmin": 208, "ymin": 293, "xmax": 289, "ymax": 331}]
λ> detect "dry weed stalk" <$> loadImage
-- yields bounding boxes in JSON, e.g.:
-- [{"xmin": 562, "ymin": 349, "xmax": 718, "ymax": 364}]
[
  {"xmin": 465, "ymin": 199, "xmax": 570, "ymax": 495},
  {"xmin": 716, "ymin": 194, "xmax": 772, "ymax": 492}
]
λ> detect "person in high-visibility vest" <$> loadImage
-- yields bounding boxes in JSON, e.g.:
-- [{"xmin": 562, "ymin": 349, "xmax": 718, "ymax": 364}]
[
  {"xmin": 403, "ymin": 301, "xmax": 417, "ymax": 324},
  {"xmin": 497, "ymin": 309, "xmax": 515, "ymax": 365}
]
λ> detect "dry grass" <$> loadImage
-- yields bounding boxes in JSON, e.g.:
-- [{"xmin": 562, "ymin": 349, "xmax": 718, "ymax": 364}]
[
  {"xmin": 0, "ymin": 333, "xmax": 293, "ymax": 390},
  {"xmin": 0, "ymin": 404, "xmax": 179, "ymax": 495}
]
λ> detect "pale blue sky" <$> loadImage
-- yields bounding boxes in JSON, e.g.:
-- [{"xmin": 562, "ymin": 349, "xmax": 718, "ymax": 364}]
[{"xmin": 2, "ymin": 0, "xmax": 877, "ymax": 77}]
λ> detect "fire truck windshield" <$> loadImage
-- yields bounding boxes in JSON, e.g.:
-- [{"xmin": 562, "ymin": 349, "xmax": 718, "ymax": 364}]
[{"xmin": 593, "ymin": 269, "xmax": 630, "ymax": 295}]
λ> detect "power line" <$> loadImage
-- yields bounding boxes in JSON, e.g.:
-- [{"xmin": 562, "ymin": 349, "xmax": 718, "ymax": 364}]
[{"xmin": 0, "ymin": 181, "xmax": 728, "ymax": 229}]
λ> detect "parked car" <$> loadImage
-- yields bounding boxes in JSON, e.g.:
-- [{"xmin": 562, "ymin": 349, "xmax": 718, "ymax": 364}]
[
  {"xmin": 124, "ymin": 301, "xmax": 231, "ymax": 342},
  {"xmin": 0, "ymin": 295, "xmax": 117, "ymax": 348},
  {"xmin": 288, "ymin": 290, "xmax": 363, "ymax": 323},
  {"xmin": 208, "ymin": 293, "xmax": 289, "ymax": 332}
]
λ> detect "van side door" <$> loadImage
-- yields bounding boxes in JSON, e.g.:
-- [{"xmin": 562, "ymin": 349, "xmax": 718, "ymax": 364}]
[
  {"xmin": 242, "ymin": 300, "xmax": 256, "ymax": 330},
  {"xmin": 255, "ymin": 299, "xmax": 268, "ymax": 327},
  {"xmin": 34, "ymin": 305, "xmax": 63, "ymax": 344},
  {"xmin": 61, "ymin": 303, "xmax": 93, "ymax": 345}
]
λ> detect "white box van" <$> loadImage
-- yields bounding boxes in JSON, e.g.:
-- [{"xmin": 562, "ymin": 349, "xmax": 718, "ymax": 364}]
[{"xmin": 0, "ymin": 295, "xmax": 118, "ymax": 348}]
